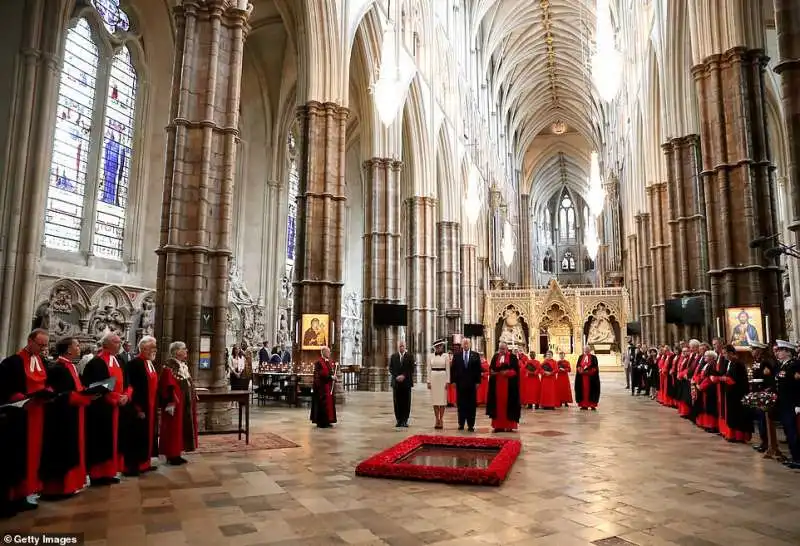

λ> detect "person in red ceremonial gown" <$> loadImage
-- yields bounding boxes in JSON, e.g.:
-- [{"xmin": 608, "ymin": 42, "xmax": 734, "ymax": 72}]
[
  {"xmin": 82, "ymin": 332, "xmax": 131, "ymax": 485},
  {"xmin": 447, "ymin": 350, "xmax": 458, "ymax": 406},
  {"xmin": 311, "ymin": 346, "xmax": 337, "ymax": 428},
  {"xmin": 487, "ymin": 342, "xmax": 521, "ymax": 432},
  {"xmin": 574, "ymin": 346, "xmax": 600, "ymax": 410},
  {"xmin": 556, "ymin": 350, "xmax": 573, "ymax": 406},
  {"xmin": 538, "ymin": 351, "xmax": 559, "ymax": 410},
  {"xmin": 676, "ymin": 344, "xmax": 693, "ymax": 418},
  {"xmin": 519, "ymin": 350, "xmax": 541, "ymax": 409},
  {"xmin": 123, "ymin": 336, "xmax": 159, "ymax": 475},
  {"xmin": 40, "ymin": 337, "xmax": 94, "ymax": 499},
  {"xmin": 694, "ymin": 350, "xmax": 720, "ymax": 432},
  {"xmin": 719, "ymin": 346, "xmax": 753, "ymax": 442},
  {"xmin": 712, "ymin": 338, "xmax": 728, "ymax": 435},
  {"xmin": 159, "ymin": 341, "xmax": 198, "ymax": 464},
  {"xmin": 0, "ymin": 328, "xmax": 50, "ymax": 512},
  {"xmin": 477, "ymin": 355, "xmax": 490, "ymax": 406}
]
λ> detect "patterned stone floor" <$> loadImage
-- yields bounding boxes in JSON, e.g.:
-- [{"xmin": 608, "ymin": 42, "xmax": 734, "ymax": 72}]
[{"xmin": 5, "ymin": 374, "xmax": 800, "ymax": 545}]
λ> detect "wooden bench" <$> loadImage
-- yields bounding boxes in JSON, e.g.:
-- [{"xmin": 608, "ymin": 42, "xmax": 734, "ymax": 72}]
[{"xmin": 197, "ymin": 390, "xmax": 250, "ymax": 444}]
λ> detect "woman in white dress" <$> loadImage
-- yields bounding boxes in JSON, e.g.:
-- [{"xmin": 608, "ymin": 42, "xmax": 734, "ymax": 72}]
[{"xmin": 427, "ymin": 339, "xmax": 450, "ymax": 429}]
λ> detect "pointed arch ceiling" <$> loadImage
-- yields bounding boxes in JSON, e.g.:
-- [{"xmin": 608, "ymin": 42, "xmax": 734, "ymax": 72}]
[{"xmin": 474, "ymin": 0, "xmax": 602, "ymax": 212}]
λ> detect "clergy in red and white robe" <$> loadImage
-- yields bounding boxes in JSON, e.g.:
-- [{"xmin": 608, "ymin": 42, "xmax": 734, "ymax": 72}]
[
  {"xmin": 556, "ymin": 352, "xmax": 573, "ymax": 406},
  {"xmin": 82, "ymin": 333, "xmax": 131, "ymax": 484},
  {"xmin": 0, "ymin": 329, "xmax": 50, "ymax": 511},
  {"xmin": 123, "ymin": 336, "xmax": 159, "ymax": 475},
  {"xmin": 477, "ymin": 356, "xmax": 490, "ymax": 406},
  {"xmin": 574, "ymin": 347, "xmax": 600, "ymax": 410},
  {"xmin": 487, "ymin": 343, "xmax": 521, "ymax": 432},
  {"xmin": 311, "ymin": 347, "xmax": 337, "ymax": 428},
  {"xmin": 538, "ymin": 351, "xmax": 559, "ymax": 410},
  {"xmin": 159, "ymin": 341, "xmax": 198, "ymax": 465},
  {"xmin": 40, "ymin": 336, "xmax": 92, "ymax": 498},
  {"xmin": 519, "ymin": 351, "xmax": 541, "ymax": 408}
]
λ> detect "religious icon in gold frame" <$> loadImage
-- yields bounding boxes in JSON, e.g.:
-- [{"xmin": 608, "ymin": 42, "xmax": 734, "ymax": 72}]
[
  {"xmin": 725, "ymin": 307, "xmax": 763, "ymax": 348},
  {"xmin": 301, "ymin": 313, "xmax": 329, "ymax": 350}
]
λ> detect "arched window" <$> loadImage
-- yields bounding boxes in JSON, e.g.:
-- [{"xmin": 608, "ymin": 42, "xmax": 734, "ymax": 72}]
[
  {"xmin": 559, "ymin": 193, "xmax": 575, "ymax": 241},
  {"xmin": 561, "ymin": 251, "xmax": 576, "ymax": 272},
  {"xmin": 543, "ymin": 251, "xmax": 554, "ymax": 273},
  {"xmin": 543, "ymin": 208, "xmax": 552, "ymax": 245},
  {"xmin": 44, "ymin": 1, "xmax": 139, "ymax": 261},
  {"xmin": 285, "ymin": 133, "xmax": 299, "ymax": 284}
]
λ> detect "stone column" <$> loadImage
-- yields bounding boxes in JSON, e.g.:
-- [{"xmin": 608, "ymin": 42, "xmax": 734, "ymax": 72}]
[
  {"xmin": 627, "ymin": 233, "xmax": 641, "ymax": 338},
  {"xmin": 291, "ymin": 101, "xmax": 348, "ymax": 368},
  {"xmin": 519, "ymin": 195, "xmax": 531, "ymax": 287},
  {"xmin": 155, "ymin": 0, "xmax": 252, "ymax": 429},
  {"xmin": 488, "ymin": 188, "xmax": 503, "ymax": 285},
  {"xmin": 460, "ymin": 244, "xmax": 478, "ymax": 324},
  {"xmin": 663, "ymin": 135, "xmax": 710, "ymax": 340},
  {"xmin": 476, "ymin": 256, "xmax": 489, "ymax": 354},
  {"xmin": 636, "ymin": 213, "xmax": 653, "ymax": 344},
  {"xmin": 648, "ymin": 183, "xmax": 670, "ymax": 343},
  {"xmin": 774, "ymin": 0, "xmax": 800, "ymax": 241},
  {"xmin": 436, "ymin": 221, "xmax": 461, "ymax": 337},
  {"xmin": 406, "ymin": 197, "xmax": 436, "ymax": 381},
  {"xmin": 360, "ymin": 158, "xmax": 402, "ymax": 391},
  {"xmin": 693, "ymin": 48, "xmax": 783, "ymax": 338},
  {"xmin": 0, "ymin": 2, "xmax": 68, "ymax": 354}
]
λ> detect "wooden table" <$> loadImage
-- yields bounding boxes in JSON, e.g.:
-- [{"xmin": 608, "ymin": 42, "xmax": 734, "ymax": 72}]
[{"xmin": 197, "ymin": 390, "xmax": 250, "ymax": 444}]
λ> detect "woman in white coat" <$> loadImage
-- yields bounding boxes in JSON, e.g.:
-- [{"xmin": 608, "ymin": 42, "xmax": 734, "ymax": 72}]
[{"xmin": 427, "ymin": 339, "xmax": 450, "ymax": 429}]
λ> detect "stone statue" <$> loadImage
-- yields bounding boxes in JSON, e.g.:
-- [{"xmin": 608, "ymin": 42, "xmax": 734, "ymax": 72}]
[
  {"xmin": 140, "ymin": 297, "xmax": 155, "ymax": 336},
  {"xmin": 587, "ymin": 304, "xmax": 615, "ymax": 344},
  {"xmin": 499, "ymin": 307, "xmax": 526, "ymax": 349},
  {"xmin": 228, "ymin": 259, "xmax": 253, "ymax": 303}
]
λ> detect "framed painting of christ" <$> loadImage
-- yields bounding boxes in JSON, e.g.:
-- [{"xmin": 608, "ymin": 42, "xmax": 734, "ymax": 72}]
[
  {"xmin": 301, "ymin": 313, "xmax": 329, "ymax": 350},
  {"xmin": 725, "ymin": 307, "xmax": 763, "ymax": 348}
]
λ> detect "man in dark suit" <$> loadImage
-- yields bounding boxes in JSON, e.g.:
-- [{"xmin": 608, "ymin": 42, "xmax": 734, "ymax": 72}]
[
  {"xmin": 119, "ymin": 341, "xmax": 134, "ymax": 367},
  {"xmin": 450, "ymin": 338, "xmax": 483, "ymax": 431},
  {"xmin": 258, "ymin": 341, "xmax": 270, "ymax": 369},
  {"xmin": 389, "ymin": 341, "xmax": 415, "ymax": 427}
]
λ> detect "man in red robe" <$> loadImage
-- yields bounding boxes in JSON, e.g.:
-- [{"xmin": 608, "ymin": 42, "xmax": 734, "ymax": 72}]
[
  {"xmin": 487, "ymin": 342, "xmax": 521, "ymax": 432},
  {"xmin": 123, "ymin": 336, "xmax": 159, "ymax": 476},
  {"xmin": 574, "ymin": 346, "xmax": 600, "ymax": 410},
  {"xmin": 159, "ymin": 341, "xmax": 198, "ymax": 465},
  {"xmin": 520, "ymin": 350, "xmax": 541, "ymax": 409},
  {"xmin": 311, "ymin": 346, "xmax": 337, "ymax": 428},
  {"xmin": 556, "ymin": 350, "xmax": 573, "ymax": 406},
  {"xmin": 40, "ymin": 336, "xmax": 94, "ymax": 499},
  {"xmin": 0, "ymin": 328, "xmax": 50, "ymax": 512},
  {"xmin": 82, "ymin": 332, "xmax": 131, "ymax": 485},
  {"xmin": 538, "ymin": 350, "xmax": 559, "ymax": 410},
  {"xmin": 477, "ymin": 355, "xmax": 490, "ymax": 406}
]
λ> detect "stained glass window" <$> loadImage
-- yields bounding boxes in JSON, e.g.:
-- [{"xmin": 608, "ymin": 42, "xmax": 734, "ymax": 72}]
[
  {"xmin": 44, "ymin": 6, "xmax": 138, "ymax": 261},
  {"xmin": 285, "ymin": 133, "xmax": 299, "ymax": 282},
  {"xmin": 92, "ymin": 0, "xmax": 130, "ymax": 34},
  {"xmin": 94, "ymin": 46, "xmax": 137, "ymax": 260},
  {"xmin": 44, "ymin": 20, "xmax": 99, "ymax": 253},
  {"xmin": 559, "ymin": 193, "xmax": 575, "ymax": 241}
]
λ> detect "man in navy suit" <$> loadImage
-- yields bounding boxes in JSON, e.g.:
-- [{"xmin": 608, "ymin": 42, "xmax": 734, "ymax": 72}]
[{"xmin": 450, "ymin": 338, "xmax": 483, "ymax": 431}]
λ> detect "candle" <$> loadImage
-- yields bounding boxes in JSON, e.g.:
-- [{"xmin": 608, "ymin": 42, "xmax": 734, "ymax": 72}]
[
  {"xmin": 331, "ymin": 321, "xmax": 335, "ymax": 344},
  {"xmin": 715, "ymin": 317, "xmax": 721, "ymax": 338},
  {"xmin": 765, "ymin": 315, "xmax": 770, "ymax": 342},
  {"xmin": 295, "ymin": 321, "xmax": 299, "ymax": 344}
]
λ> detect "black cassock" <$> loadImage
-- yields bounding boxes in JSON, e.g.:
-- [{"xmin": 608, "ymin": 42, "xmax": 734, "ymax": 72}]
[
  {"xmin": 0, "ymin": 355, "xmax": 31, "ymax": 500},
  {"xmin": 82, "ymin": 355, "xmax": 131, "ymax": 473},
  {"xmin": 574, "ymin": 355, "xmax": 601, "ymax": 407},
  {"xmin": 486, "ymin": 353, "xmax": 521, "ymax": 423},
  {"xmin": 722, "ymin": 360, "xmax": 753, "ymax": 438},
  {"xmin": 39, "ymin": 363, "xmax": 81, "ymax": 483},
  {"xmin": 122, "ymin": 357, "xmax": 158, "ymax": 472}
]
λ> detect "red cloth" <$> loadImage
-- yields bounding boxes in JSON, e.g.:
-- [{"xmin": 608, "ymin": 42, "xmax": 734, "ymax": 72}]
[
  {"xmin": 10, "ymin": 350, "xmax": 47, "ymax": 500},
  {"xmin": 538, "ymin": 359, "xmax": 559, "ymax": 408},
  {"xmin": 89, "ymin": 351, "xmax": 130, "ymax": 481},
  {"xmin": 42, "ymin": 356, "xmax": 89, "ymax": 496},
  {"xmin": 555, "ymin": 359, "xmax": 573, "ymax": 404},
  {"xmin": 447, "ymin": 383, "xmax": 457, "ymax": 405},
  {"xmin": 491, "ymin": 366, "xmax": 518, "ymax": 430},
  {"xmin": 158, "ymin": 367, "xmax": 198, "ymax": 459},
  {"xmin": 477, "ymin": 359, "xmax": 490, "ymax": 405},
  {"xmin": 576, "ymin": 355, "xmax": 597, "ymax": 409},
  {"xmin": 519, "ymin": 356, "xmax": 541, "ymax": 405}
]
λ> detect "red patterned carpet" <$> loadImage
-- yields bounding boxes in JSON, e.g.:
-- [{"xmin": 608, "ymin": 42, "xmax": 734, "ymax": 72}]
[{"xmin": 193, "ymin": 432, "xmax": 299, "ymax": 453}]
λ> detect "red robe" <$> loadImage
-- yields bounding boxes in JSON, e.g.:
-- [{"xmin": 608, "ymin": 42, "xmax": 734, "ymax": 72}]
[
  {"xmin": 42, "ymin": 356, "xmax": 90, "ymax": 496},
  {"xmin": 576, "ymin": 354, "xmax": 599, "ymax": 409},
  {"xmin": 556, "ymin": 359, "xmax": 573, "ymax": 405},
  {"xmin": 676, "ymin": 355, "xmax": 692, "ymax": 417},
  {"xmin": 311, "ymin": 358, "xmax": 337, "ymax": 427},
  {"xmin": 82, "ymin": 350, "xmax": 131, "ymax": 480},
  {"xmin": 0, "ymin": 350, "xmax": 48, "ymax": 500},
  {"xmin": 520, "ymin": 356, "xmax": 541, "ymax": 406},
  {"xmin": 488, "ymin": 353, "xmax": 520, "ymax": 430},
  {"xmin": 447, "ymin": 382, "xmax": 457, "ymax": 406},
  {"xmin": 159, "ymin": 360, "xmax": 198, "ymax": 459},
  {"xmin": 125, "ymin": 355, "xmax": 158, "ymax": 473},
  {"xmin": 538, "ymin": 359, "xmax": 559, "ymax": 409},
  {"xmin": 477, "ymin": 358, "xmax": 490, "ymax": 405}
]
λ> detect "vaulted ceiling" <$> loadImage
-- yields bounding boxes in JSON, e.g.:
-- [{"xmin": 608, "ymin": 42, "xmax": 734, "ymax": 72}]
[{"xmin": 473, "ymin": 0, "xmax": 603, "ymax": 212}]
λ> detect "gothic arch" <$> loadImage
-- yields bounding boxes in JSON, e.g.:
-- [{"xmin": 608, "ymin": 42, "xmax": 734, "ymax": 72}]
[
  {"xmin": 402, "ymin": 76, "xmax": 430, "ymax": 197},
  {"xmin": 436, "ymin": 125, "xmax": 458, "ymax": 222}
]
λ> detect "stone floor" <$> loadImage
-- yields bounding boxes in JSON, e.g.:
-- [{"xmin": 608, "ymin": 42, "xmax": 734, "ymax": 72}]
[{"xmin": 6, "ymin": 374, "xmax": 800, "ymax": 545}]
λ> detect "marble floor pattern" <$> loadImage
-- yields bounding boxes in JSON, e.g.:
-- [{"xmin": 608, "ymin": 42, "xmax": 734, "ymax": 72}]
[{"xmin": 5, "ymin": 374, "xmax": 800, "ymax": 546}]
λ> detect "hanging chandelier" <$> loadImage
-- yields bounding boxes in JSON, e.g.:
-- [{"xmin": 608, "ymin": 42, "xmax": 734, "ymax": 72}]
[
  {"xmin": 501, "ymin": 220, "xmax": 516, "ymax": 267},
  {"xmin": 373, "ymin": 23, "xmax": 402, "ymax": 126},
  {"xmin": 585, "ymin": 218, "xmax": 600, "ymax": 260},
  {"xmin": 591, "ymin": 0, "xmax": 622, "ymax": 102},
  {"xmin": 464, "ymin": 163, "xmax": 482, "ymax": 224},
  {"xmin": 587, "ymin": 151, "xmax": 605, "ymax": 216}
]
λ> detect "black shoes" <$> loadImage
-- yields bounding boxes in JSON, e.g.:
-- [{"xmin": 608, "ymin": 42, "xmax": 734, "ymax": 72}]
[{"xmin": 168, "ymin": 457, "xmax": 188, "ymax": 466}]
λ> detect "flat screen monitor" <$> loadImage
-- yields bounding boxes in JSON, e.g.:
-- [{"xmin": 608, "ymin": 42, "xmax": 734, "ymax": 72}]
[
  {"xmin": 463, "ymin": 323, "xmax": 484, "ymax": 337},
  {"xmin": 373, "ymin": 303, "xmax": 408, "ymax": 326},
  {"xmin": 682, "ymin": 297, "xmax": 706, "ymax": 325},
  {"xmin": 665, "ymin": 299, "xmax": 683, "ymax": 325},
  {"xmin": 626, "ymin": 321, "xmax": 641, "ymax": 335}
]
